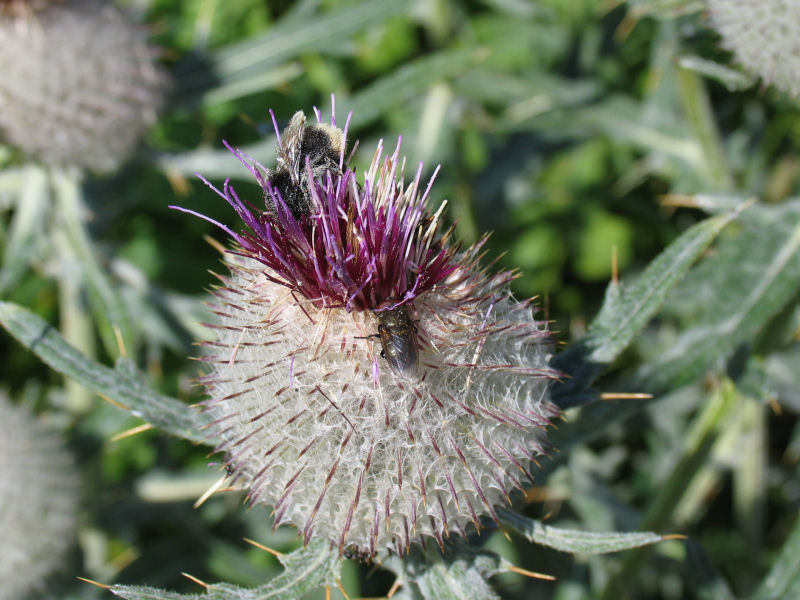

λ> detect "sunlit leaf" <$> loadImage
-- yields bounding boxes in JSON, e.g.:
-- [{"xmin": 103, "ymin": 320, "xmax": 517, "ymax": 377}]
[
  {"xmin": 678, "ymin": 55, "xmax": 755, "ymax": 91},
  {"xmin": 108, "ymin": 540, "xmax": 340, "ymax": 600},
  {"xmin": 161, "ymin": 50, "xmax": 486, "ymax": 179},
  {"xmin": 0, "ymin": 165, "xmax": 48, "ymax": 294},
  {"xmin": 52, "ymin": 171, "xmax": 136, "ymax": 358},
  {"xmin": 454, "ymin": 69, "xmax": 597, "ymax": 107},
  {"xmin": 177, "ymin": 0, "xmax": 414, "ymax": 102},
  {"xmin": 627, "ymin": 0, "xmax": 705, "ymax": 18},
  {"xmin": 345, "ymin": 49, "xmax": 487, "ymax": 126},
  {"xmin": 637, "ymin": 201, "xmax": 800, "ymax": 392},
  {"xmin": 750, "ymin": 516, "xmax": 800, "ymax": 600},
  {"xmin": 0, "ymin": 301, "xmax": 209, "ymax": 443},
  {"xmin": 498, "ymin": 509, "xmax": 665, "ymax": 554},
  {"xmin": 387, "ymin": 545, "xmax": 505, "ymax": 600},
  {"xmin": 553, "ymin": 208, "xmax": 740, "ymax": 406}
]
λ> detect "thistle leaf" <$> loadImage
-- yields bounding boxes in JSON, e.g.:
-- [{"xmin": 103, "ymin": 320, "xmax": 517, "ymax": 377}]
[
  {"xmin": 210, "ymin": 0, "xmax": 414, "ymax": 82},
  {"xmin": 498, "ymin": 509, "xmax": 665, "ymax": 554},
  {"xmin": 53, "ymin": 171, "xmax": 137, "ymax": 359},
  {"xmin": 156, "ymin": 48, "xmax": 485, "ymax": 179},
  {"xmin": 453, "ymin": 69, "xmax": 598, "ymax": 115},
  {"xmin": 0, "ymin": 165, "xmax": 48, "ymax": 294},
  {"xmin": 553, "ymin": 207, "xmax": 741, "ymax": 406},
  {"xmin": 108, "ymin": 540, "xmax": 341, "ymax": 600},
  {"xmin": 162, "ymin": 48, "xmax": 487, "ymax": 179},
  {"xmin": 677, "ymin": 55, "xmax": 755, "ymax": 92},
  {"xmin": 637, "ymin": 201, "xmax": 800, "ymax": 392},
  {"xmin": 0, "ymin": 301, "xmax": 209, "ymax": 443},
  {"xmin": 177, "ymin": 0, "xmax": 414, "ymax": 105},
  {"xmin": 346, "ymin": 49, "xmax": 486, "ymax": 126},
  {"xmin": 388, "ymin": 545, "xmax": 505, "ymax": 600},
  {"xmin": 750, "ymin": 515, "xmax": 800, "ymax": 600}
]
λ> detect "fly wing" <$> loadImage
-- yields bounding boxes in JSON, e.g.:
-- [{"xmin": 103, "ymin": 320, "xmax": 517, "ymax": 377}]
[{"xmin": 384, "ymin": 329, "xmax": 419, "ymax": 377}]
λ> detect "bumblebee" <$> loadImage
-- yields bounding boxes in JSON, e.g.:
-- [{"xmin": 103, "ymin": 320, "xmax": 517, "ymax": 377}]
[
  {"xmin": 268, "ymin": 111, "xmax": 345, "ymax": 219},
  {"xmin": 375, "ymin": 305, "xmax": 419, "ymax": 378}
]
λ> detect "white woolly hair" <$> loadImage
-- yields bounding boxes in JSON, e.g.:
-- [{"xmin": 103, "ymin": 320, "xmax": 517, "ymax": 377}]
[
  {"xmin": 0, "ymin": 395, "xmax": 79, "ymax": 600},
  {"xmin": 201, "ymin": 250, "xmax": 557, "ymax": 556},
  {"xmin": 708, "ymin": 0, "xmax": 800, "ymax": 97}
]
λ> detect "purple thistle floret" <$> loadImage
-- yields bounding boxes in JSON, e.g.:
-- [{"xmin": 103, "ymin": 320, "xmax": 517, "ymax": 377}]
[{"xmin": 174, "ymin": 115, "xmax": 457, "ymax": 313}]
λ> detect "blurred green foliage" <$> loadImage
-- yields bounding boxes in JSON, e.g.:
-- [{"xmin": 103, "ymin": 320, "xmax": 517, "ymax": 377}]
[{"xmin": 1, "ymin": 0, "xmax": 799, "ymax": 598}]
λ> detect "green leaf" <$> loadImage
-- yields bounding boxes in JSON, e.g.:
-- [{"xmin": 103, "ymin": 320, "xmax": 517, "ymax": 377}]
[
  {"xmin": 201, "ymin": 63, "xmax": 303, "ymax": 106},
  {"xmin": 626, "ymin": 0, "xmax": 705, "ymax": 19},
  {"xmin": 108, "ymin": 539, "xmax": 341, "ymax": 600},
  {"xmin": 675, "ymin": 193, "xmax": 755, "ymax": 214},
  {"xmin": 53, "ymin": 170, "xmax": 136, "ymax": 359},
  {"xmin": 639, "ymin": 380, "xmax": 739, "ymax": 532},
  {"xmin": 109, "ymin": 587, "xmax": 197, "ymax": 600},
  {"xmin": 345, "ymin": 48, "xmax": 488, "ymax": 126},
  {"xmin": 497, "ymin": 509, "xmax": 665, "ymax": 554},
  {"xmin": 160, "ymin": 49, "xmax": 486, "ymax": 180},
  {"xmin": 157, "ymin": 139, "xmax": 275, "ymax": 181},
  {"xmin": 598, "ymin": 381, "xmax": 741, "ymax": 599},
  {"xmin": 677, "ymin": 55, "xmax": 755, "ymax": 92},
  {"xmin": 388, "ymin": 544, "xmax": 505, "ymax": 600},
  {"xmin": 180, "ymin": 0, "xmax": 414, "ymax": 102},
  {"xmin": 553, "ymin": 208, "xmax": 740, "ymax": 406},
  {"xmin": 454, "ymin": 68, "xmax": 596, "ymax": 107},
  {"xmin": 0, "ymin": 164, "xmax": 48, "ymax": 294},
  {"xmin": 685, "ymin": 540, "xmax": 736, "ymax": 600},
  {"xmin": 637, "ymin": 201, "xmax": 800, "ymax": 392},
  {"xmin": 751, "ymin": 516, "xmax": 800, "ymax": 599},
  {"xmin": 577, "ymin": 96, "xmax": 700, "ymax": 167},
  {"xmin": 0, "ymin": 301, "xmax": 210, "ymax": 444},
  {"xmin": 212, "ymin": 0, "xmax": 412, "ymax": 73},
  {"xmin": 413, "ymin": 555, "xmax": 500, "ymax": 600},
  {"xmin": 676, "ymin": 66, "xmax": 733, "ymax": 189}
]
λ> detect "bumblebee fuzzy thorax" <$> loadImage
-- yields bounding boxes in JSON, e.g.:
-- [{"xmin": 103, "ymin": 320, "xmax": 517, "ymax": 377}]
[{"xmin": 268, "ymin": 111, "xmax": 346, "ymax": 219}]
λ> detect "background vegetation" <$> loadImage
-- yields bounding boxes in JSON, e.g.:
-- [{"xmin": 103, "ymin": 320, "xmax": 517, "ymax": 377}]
[{"xmin": 1, "ymin": 0, "xmax": 799, "ymax": 598}]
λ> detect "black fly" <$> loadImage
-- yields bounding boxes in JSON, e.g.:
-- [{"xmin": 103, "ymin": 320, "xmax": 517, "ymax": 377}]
[{"xmin": 375, "ymin": 305, "xmax": 419, "ymax": 378}]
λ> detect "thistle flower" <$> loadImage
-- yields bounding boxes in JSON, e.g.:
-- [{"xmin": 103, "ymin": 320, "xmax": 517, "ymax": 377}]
[
  {"xmin": 0, "ymin": 0, "xmax": 167, "ymax": 172},
  {"xmin": 177, "ymin": 108, "xmax": 558, "ymax": 556},
  {"xmin": 708, "ymin": 0, "xmax": 800, "ymax": 97},
  {"xmin": 0, "ymin": 394, "xmax": 79, "ymax": 599}
]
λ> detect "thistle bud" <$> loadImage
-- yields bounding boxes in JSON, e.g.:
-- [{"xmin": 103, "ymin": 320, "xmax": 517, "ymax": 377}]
[
  {"xmin": 178, "ymin": 108, "xmax": 558, "ymax": 556},
  {"xmin": 0, "ymin": 395, "xmax": 79, "ymax": 598},
  {"xmin": 708, "ymin": 0, "xmax": 800, "ymax": 97},
  {"xmin": 0, "ymin": 0, "xmax": 168, "ymax": 172}
]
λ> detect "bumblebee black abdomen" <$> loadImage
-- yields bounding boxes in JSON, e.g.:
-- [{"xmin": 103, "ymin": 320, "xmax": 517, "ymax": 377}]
[{"xmin": 269, "ymin": 169, "xmax": 310, "ymax": 218}]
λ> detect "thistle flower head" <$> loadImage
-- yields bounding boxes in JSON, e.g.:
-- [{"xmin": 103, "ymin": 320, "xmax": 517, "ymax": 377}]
[
  {"xmin": 708, "ymin": 0, "xmax": 800, "ymax": 97},
  {"xmin": 0, "ymin": 394, "xmax": 79, "ymax": 599},
  {"xmin": 180, "ymin": 107, "xmax": 558, "ymax": 556},
  {"xmin": 0, "ymin": 0, "xmax": 168, "ymax": 172},
  {"xmin": 187, "ymin": 114, "xmax": 458, "ymax": 314}
]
